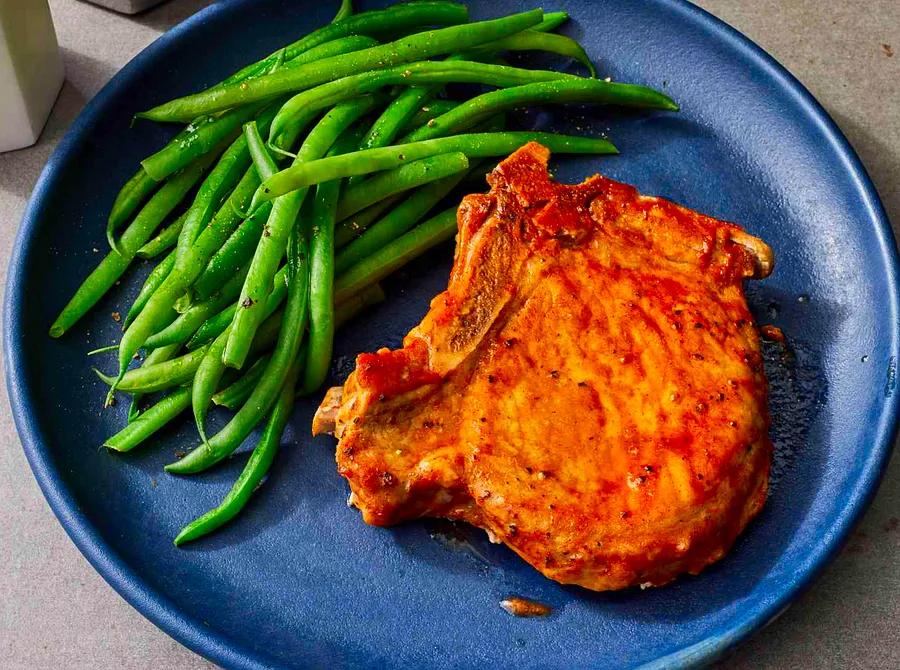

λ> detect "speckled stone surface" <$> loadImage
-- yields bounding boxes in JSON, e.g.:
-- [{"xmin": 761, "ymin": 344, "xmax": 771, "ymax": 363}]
[{"xmin": 0, "ymin": 1, "xmax": 897, "ymax": 668}]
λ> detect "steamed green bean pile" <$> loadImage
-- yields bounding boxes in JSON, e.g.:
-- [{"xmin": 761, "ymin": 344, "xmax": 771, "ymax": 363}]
[{"xmin": 49, "ymin": 0, "xmax": 677, "ymax": 546}]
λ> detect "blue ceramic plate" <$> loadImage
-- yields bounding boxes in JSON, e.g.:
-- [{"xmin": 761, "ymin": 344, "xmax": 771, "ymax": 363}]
[{"xmin": 6, "ymin": 1, "xmax": 898, "ymax": 668}]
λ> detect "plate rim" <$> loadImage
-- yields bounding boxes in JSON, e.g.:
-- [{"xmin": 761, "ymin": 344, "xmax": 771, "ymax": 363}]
[{"xmin": 5, "ymin": 1, "xmax": 899, "ymax": 668}]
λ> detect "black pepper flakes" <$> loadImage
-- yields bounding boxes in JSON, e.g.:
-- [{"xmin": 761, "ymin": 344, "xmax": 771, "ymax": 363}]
[
  {"xmin": 241, "ymin": 297, "xmax": 254, "ymax": 308},
  {"xmin": 549, "ymin": 370, "xmax": 559, "ymax": 379}
]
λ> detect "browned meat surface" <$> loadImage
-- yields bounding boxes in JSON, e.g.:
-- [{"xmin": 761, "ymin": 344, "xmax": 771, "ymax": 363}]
[{"xmin": 314, "ymin": 142, "xmax": 774, "ymax": 591}]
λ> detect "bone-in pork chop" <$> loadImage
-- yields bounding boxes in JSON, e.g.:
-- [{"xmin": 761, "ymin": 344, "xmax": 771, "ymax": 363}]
[{"xmin": 314, "ymin": 142, "xmax": 774, "ymax": 591}]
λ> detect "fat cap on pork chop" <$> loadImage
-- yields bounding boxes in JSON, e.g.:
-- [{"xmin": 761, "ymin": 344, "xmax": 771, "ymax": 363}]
[{"xmin": 314, "ymin": 142, "xmax": 774, "ymax": 591}]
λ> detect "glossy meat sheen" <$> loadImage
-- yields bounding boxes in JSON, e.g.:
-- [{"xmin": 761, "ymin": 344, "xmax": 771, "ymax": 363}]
[{"xmin": 315, "ymin": 143, "xmax": 774, "ymax": 591}]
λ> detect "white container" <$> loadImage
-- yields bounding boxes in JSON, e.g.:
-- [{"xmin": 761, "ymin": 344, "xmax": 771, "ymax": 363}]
[{"xmin": 0, "ymin": 0, "xmax": 64, "ymax": 153}]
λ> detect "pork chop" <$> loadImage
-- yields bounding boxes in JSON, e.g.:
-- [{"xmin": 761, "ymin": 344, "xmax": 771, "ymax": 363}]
[{"xmin": 314, "ymin": 142, "xmax": 774, "ymax": 591}]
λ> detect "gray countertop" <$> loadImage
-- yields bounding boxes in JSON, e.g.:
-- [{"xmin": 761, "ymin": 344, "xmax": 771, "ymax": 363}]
[{"xmin": 1, "ymin": 1, "xmax": 897, "ymax": 667}]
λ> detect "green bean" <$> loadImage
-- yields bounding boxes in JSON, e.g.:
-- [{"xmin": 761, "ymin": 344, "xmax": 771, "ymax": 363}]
[
  {"xmin": 188, "ymin": 266, "xmax": 290, "ymax": 350},
  {"xmin": 136, "ymin": 210, "xmax": 187, "ymax": 259},
  {"xmin": 174, "ymin": 357, "xmax": 301, "ymax": 546},
  {"xmin": 253, "ymin": 132, "xmax": 618, "ymax": 206},
  {"xmin": 131, "ymin": 33, "xmax": 378, "ymax": 197},
  {"xmin": 213, "ymin": 355, "xmax": 270, "ymax": 409},
  {"xmin": 532, "ymin": 10, "xmax": 568, "ymax": 32},
  {"xmin": 172, "ymin": 110, "xmax": 279, "ymax": 267},
  {"xmin": 224, "ymin": 97, "xmax": 377, "ymax": 369},
  {"xmin": 213, "ymin": 2, "xmax": 467, "ymax": 95},
  {"xmin": 221, "ymin": 276, "xmax": 387, "ymax": 404},
  {"xmin": 347, "ymin": 22, "xmax": 579, "ymax": 171},
  {"xmin": 107, "ymin": 169, "xmax": 159, "ymax": 252},
  {"xmin": 280, "ymin": 34, "xmax": 379, "ymax": 71},
  {"xmin": 268, "ymin": 59, "xmax": 573, "ymax": 149},
  {"xmin": 192, "ymin": 264, "xmax": 290, "ymax": 437},
  {"xmin": 243, "ymin": 121, "xmax": 279, "ymax": 180},
  {"xmin": 215, "ymin": 283, "xmax": 385, "ymax": 410},
  {"xmin": 190, "ymin": 263, "xmax": 289, "ymax": 351},
  {"xmin": 349, "ymin": 79, "xmax": 462, "ymax": 180},
  {"xmin": 474, "ymin": 30, "xmax": 596, "ymax": 77},
  {"xmin": 300, "ymin": 165, "xmax": 342, "ymax": 394},
  {"xmin": 335, "ymin": 152, "xmax": 468, "ymax": 221},
  {"xmin": 168, "ymin": 221, "xmax": 310, "ymax": 475},
  {"xmin": 343, "ymin": 22, "xmax": 587, "ymax": 168},
  {"xmin": 409, "ymin": 79, "xmax": 676, "ymax": 143},
  {"xmin": 215, "ymin": 282, "xmax": 386, "ymax": 408},
  {"xmin": 191, "ymin": 214, "xmax": 266, "ymax": 302},
  {"xmin": 398, "ymin": 99, "xmax": 460, "ymax": 135},
  {"xmin": 128, "ymin": 342, "xmax": 180, "ymax": 422},
  {"xmin": 87, "ymin": 344, "xmax": 119, "ymax": 356},
  {"xmin": 345, "ymin": 55, "xmax": 471, "ymax": 189},
  {"xmin": 186, "ymin": 304, "xmax": 233, "ymax": 350},
  {"xmin": 188, "ymin": 106, "xmax": 311, "ymax": 304},
  {"xmin": 192, "ymin": 328, "xmax": 230, "ymax": 444},
  {"xmin": 334, "ymin": 166, "xmax": 469, "ymax": 274},
  {"xmin": 189, "ymin": 181, "xmax": 288, "ymax": 303},
  {"xmin": 355, "ymin": 86, "xmax": 436, "ymax": 155},
  {"xmin": 187, "ymin": 268, "xmax": 287, "ymax": 349},
  {"xmin": 335, "ymin": 207, "xmax": 458, "ymax": 304},
  {"xmin": 49, "ymin": 157, "xmax": 215, "ymax": 338},
  {"xmin": 99, "ymin": 309, "xmax": 283, "ymax": 396},
  {"xmin": 139, "ymin": 10, "xmax": 543, "ymax": 122},
  {"xmin": 141, "ymin": 101, "xmax": 268, "ymax": 181},
  {"xmin": 124, "ymin": 252, "xmax": 175, "ymax": 329},
  {"xmin": 105, "ymin": 387, "xmax": 192, "ymax": 452},
  {"xmin": 334, "ymin": 0, "xmax": 353, "ymax": 21},
  {"xmin": 105, "ymin": 8, "xmax": 381, "ymax": 239},
  {"xmin": 334, "ymin": 195, "xmax": 402, "ymax": 248},
  {"xmin": 111, "ymin": 145, "xmax": 259, "ymax": 386},
  {"xmin": 115, "ymin": 137, "xmax": 275, "ymax": 391},
  {"xmin": 143, "ymin": 265, "xmax": 248, "ymax": 349},
  {"xmin": 97, "ymin": 345, "xmax": 209, "ymax": 394}
]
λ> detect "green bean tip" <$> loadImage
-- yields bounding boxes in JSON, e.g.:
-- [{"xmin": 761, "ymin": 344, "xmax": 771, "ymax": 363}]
[
  {"xmin": 266, "ymin": 140, "xmax": 297, "ymax": 160},
  {"xmin": 87, "ymin": 343, "xmax": 119, "ymax": 356},
  {"xmin": 93, "ymin": 367, "xmax": 116, "ymax": 386}
]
